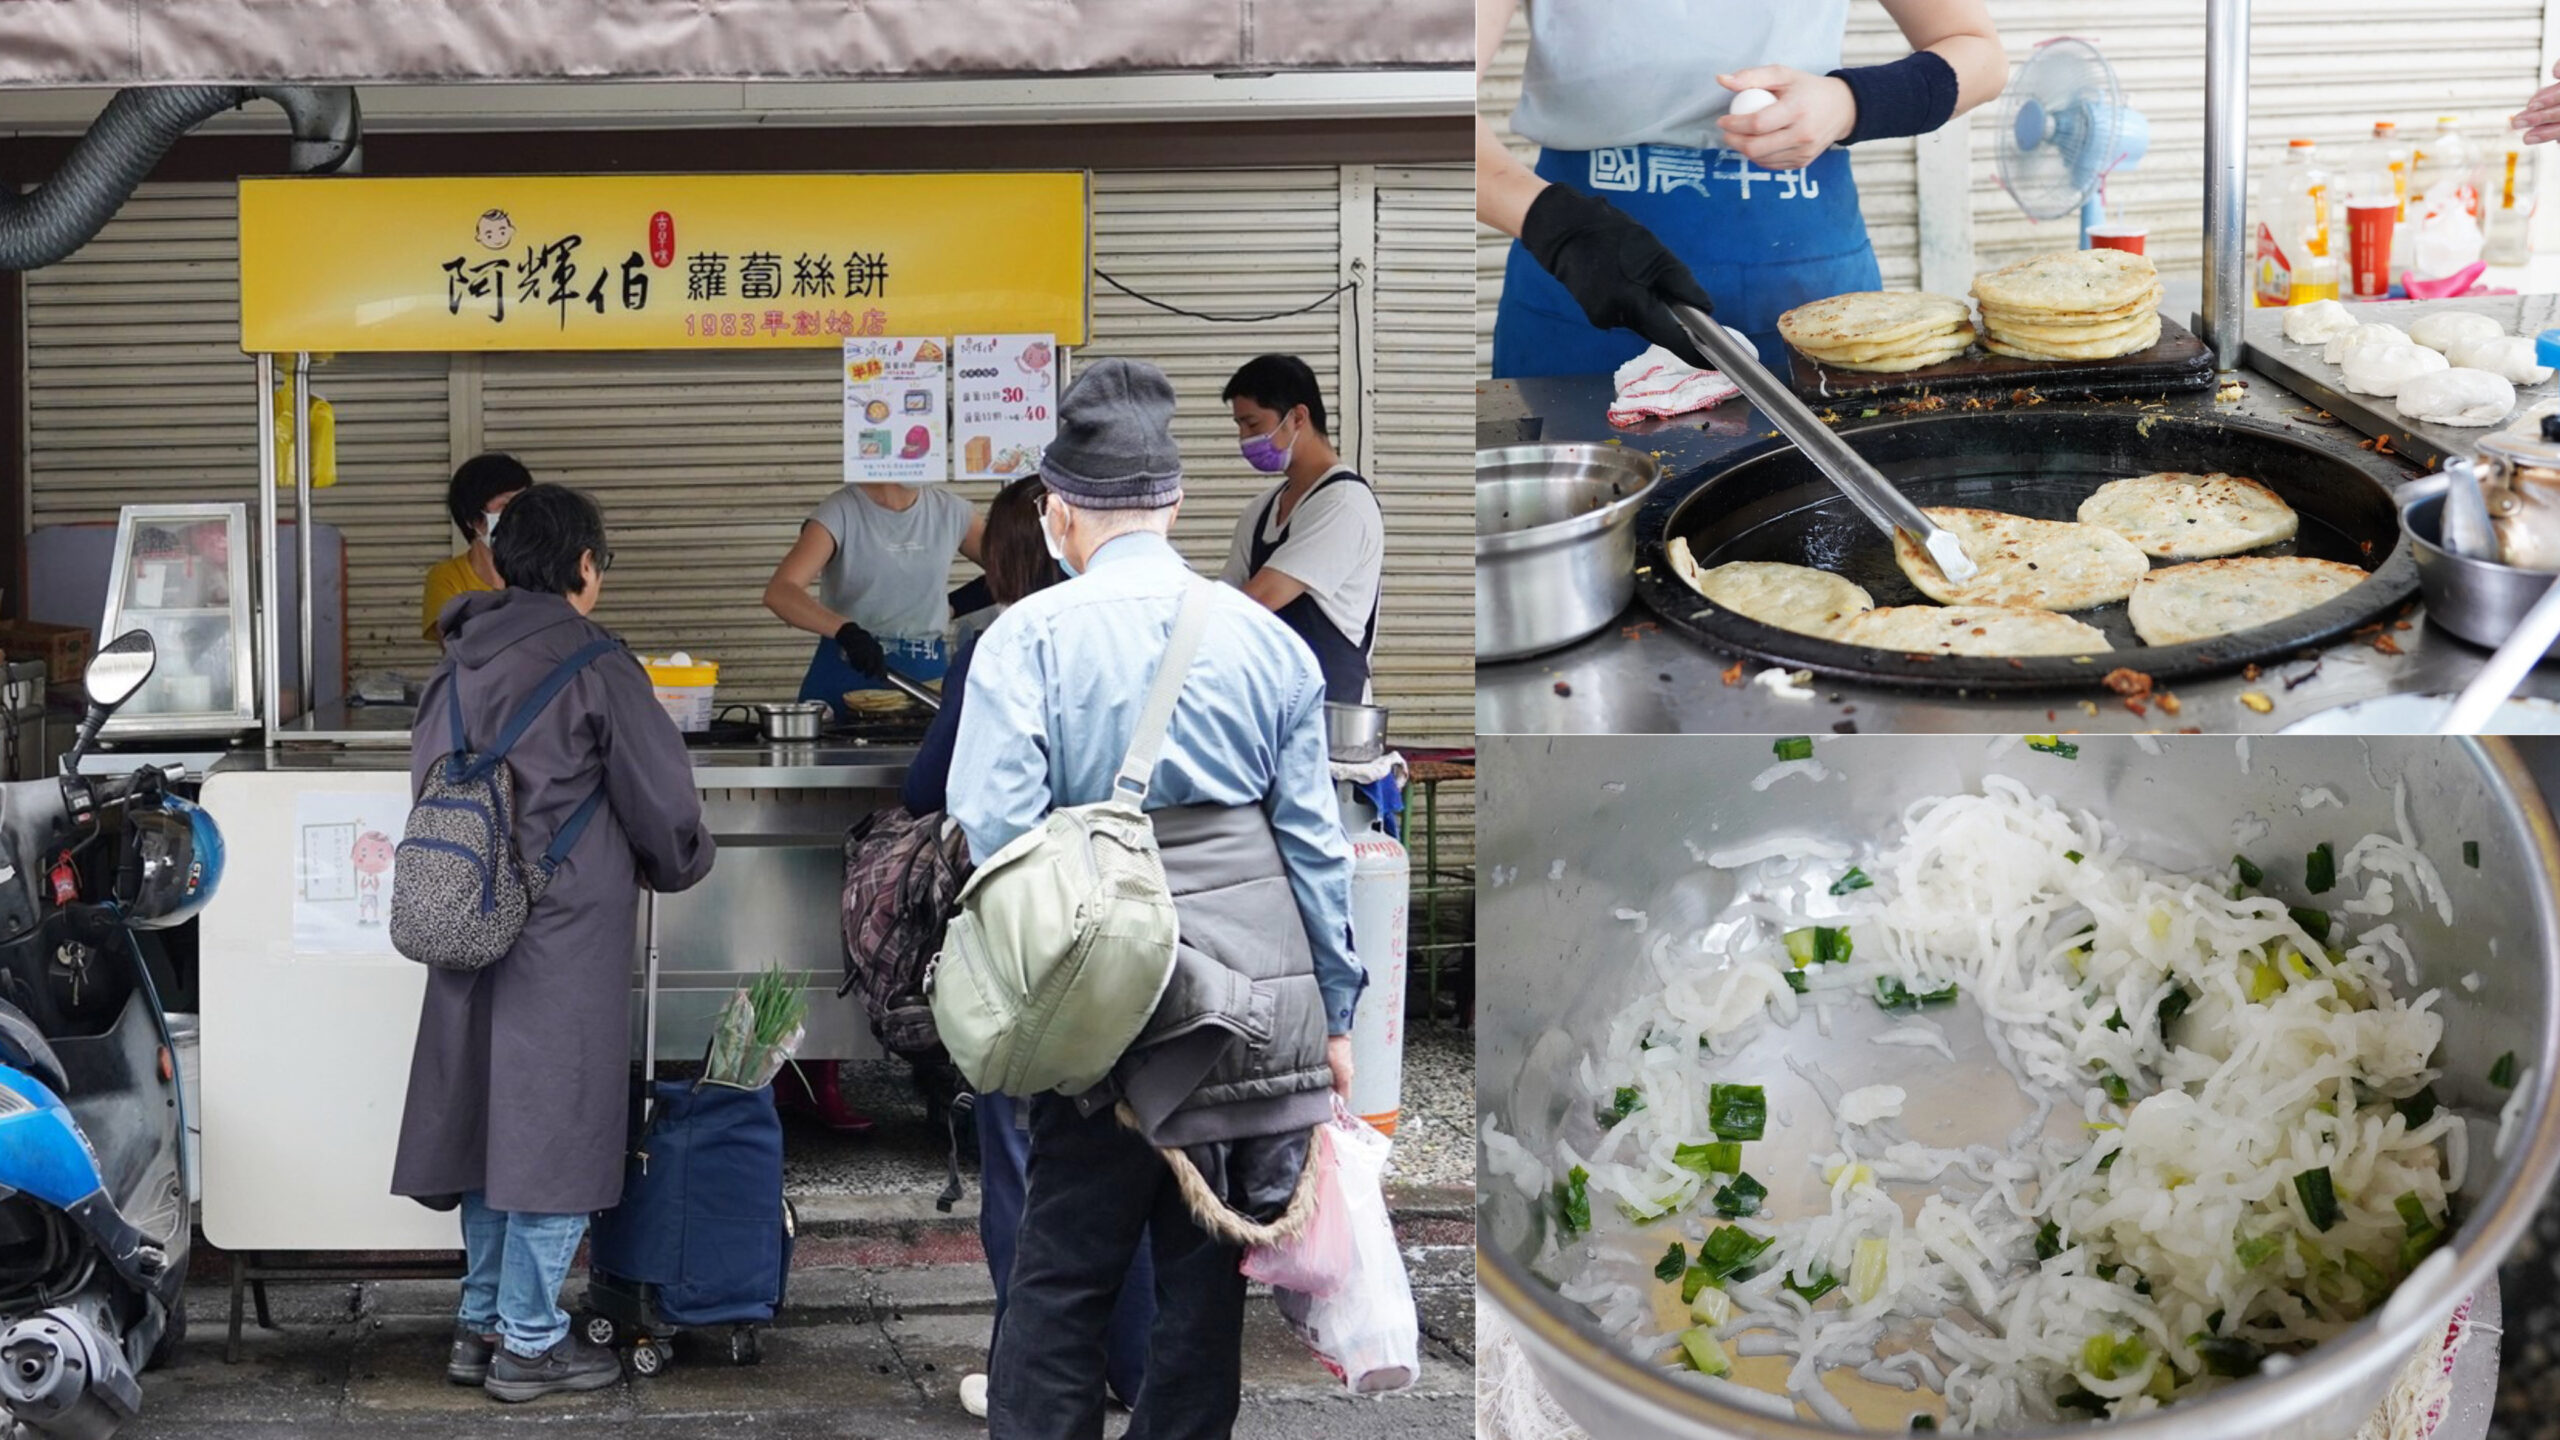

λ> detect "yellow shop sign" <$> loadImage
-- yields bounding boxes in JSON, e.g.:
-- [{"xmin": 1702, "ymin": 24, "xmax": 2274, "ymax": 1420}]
[{"xmin": 238, "ymin": 172, "xmax": 1089, "ymax": 353}]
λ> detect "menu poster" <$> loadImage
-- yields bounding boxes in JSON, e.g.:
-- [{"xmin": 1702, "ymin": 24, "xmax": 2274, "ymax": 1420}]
[
  {"xmin": 843, "ymin": 337, "xmax": 948, "ymax": 484},
  {"xmin": 952, "ymin": 334, "xmax": 1058, "ymax": 482}
]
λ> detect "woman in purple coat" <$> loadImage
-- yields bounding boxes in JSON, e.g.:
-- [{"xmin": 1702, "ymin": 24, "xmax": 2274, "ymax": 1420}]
[{"xmin": 391, "ymin": 485, "xmax": 716, "ymax": 1403}]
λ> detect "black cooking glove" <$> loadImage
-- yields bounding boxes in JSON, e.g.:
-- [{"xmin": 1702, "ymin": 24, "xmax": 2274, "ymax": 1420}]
[
  {"xmin": 1520, "ymin": 184, "xmax": 1718, "ymax": 369},
  {"xmin": 834, "ymin": 622, "xmax": 886, "ymax": 679}
]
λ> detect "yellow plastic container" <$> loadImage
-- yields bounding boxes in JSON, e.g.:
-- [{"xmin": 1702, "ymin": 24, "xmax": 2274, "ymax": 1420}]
[
  {"xmin": 641, "ymin": 654, "xmax": 719, "ymax": 731},
  {"xmin": 271, "ymin": 387, "xmax": 338, "ymax": 489}
]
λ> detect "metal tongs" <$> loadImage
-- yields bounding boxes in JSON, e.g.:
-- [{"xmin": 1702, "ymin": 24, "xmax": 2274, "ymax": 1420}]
[
  {"xmin": 881, "ymin": 666, "xmax": 944, "ymax": 713},
  {"xmin": 1669, "ymin": 303, "xmax": 1980, "ymax": 585}
]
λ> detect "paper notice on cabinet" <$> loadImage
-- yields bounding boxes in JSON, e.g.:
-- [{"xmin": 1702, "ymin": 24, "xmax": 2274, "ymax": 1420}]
[{"xmin": 294, "ymin": 792, "xmax": 409, "ymax": 955}]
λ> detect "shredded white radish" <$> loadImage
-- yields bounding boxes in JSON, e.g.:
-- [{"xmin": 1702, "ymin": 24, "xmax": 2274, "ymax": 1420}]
[
  {"xmin": 1754, "ymin": 758, "xmax": 1833, "ymax": 791},
  {"xmin": 1544, "ymin": 777, "xmax": 2462, "ymax": 1430}
]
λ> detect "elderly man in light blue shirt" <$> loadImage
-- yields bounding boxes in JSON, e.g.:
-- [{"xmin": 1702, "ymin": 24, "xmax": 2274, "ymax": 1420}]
[{"xmin": 949, "ymin": 357, "xmax": 1362, "ymax": 1440}]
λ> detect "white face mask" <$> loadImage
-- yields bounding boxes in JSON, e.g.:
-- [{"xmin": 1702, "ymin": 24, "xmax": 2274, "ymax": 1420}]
[
  {"xmin": 1040, "ymin": 502, "xmax": 1080, "ymax": 577},
  {"xmin": 482, "ymin": 509, "xmax": 505, "ymax": 542}
]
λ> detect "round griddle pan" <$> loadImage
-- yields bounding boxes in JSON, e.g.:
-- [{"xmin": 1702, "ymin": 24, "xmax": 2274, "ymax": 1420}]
[{"xmin": 1631, "ymin": 409, "xmax": 2422, "ymax": 693}]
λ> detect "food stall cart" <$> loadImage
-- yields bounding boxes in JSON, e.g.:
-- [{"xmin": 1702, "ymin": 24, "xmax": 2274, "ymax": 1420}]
[
  {"xmin": 187, "ymin": 172, "xmax": 1087, "ymax": 1279},
  {"xmin": 1477, "ymin": 0, "xmax": 2559, "ymax": 737}
]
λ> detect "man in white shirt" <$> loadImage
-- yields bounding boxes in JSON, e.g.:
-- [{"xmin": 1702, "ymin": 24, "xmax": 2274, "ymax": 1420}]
[{"xmin": 1218, "ymin": 355, "xmax": 1384, "ymax": 704}]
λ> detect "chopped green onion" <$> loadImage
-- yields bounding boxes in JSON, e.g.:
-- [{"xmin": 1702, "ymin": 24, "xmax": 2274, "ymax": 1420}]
[
  {"xmin": 1555, "ymin": 1166, "xmax": 1591, "ymax": 1235},
  {"xmin": 1772, "ymin": 736, "xmax": 1814, "ymax": 762},
  {"xmin": 2036, "ymin": 1220, "xmax": 2064, "ymax": 1261},
  {"xmin": 1784, "ymin": 1269, "xmax": 1840, "ymax": 1303},
  {"xmin": 2306, "ymin": 842, "xmax": 2337, "ymax": 895},
  {"xmin": 2234, "ymin": 855, "xmax": 2265, "ymax": 888},
  {"xmin": 1675, "ymin": 1141, "xmax": 1742, "ymax": 1178},
  {"xmin": 1600, "ymin": 1086, "xmax": 1644, "ymax": 1126},
  {"xmin": 1689, "ymin": 1287, "xmax": 1733, "ymax": 1326},
  {"xmin": 2096, "ymin": 1148, "xmax": 2119, "ymax": 1173},
  {"xmin": 1784, "ymin": 925, "xmax": 1852, "ymax": 967},
  {"xmin": 1679, "ymin": 1263, "xmax": 1714, "ymax": 1304},
  {"xmin": 1829, "ymin": 866, "xmax": 1873, "ymax": 896},
  {"xmin": 1876, "ymin": 977, "xmax": 1960, "ymax": 1012},
  {"xmin": 2158, "ymin": 985, "xmax": 2194, "ymax": 1028},
  {"xmin": 2492, "ymin": 1051, "xmax": 2519, "ymax": 1089},
  {"xmin": 2190, "ymin": 1336, "xmax": 2262, "ymax": 1377},
  {"xmin": 1849, "ymin": 1236, "xmax": 1891, "ymax": 1303},
  {"xmin": 2295, "ymin": 1166, "xmax": 2342, "ymax": 1232},
  {"xmin": 2236, "ymin": 1232, "xmax": 2282, "ymax": 1270},
  {"xmin": 1677, "ymin": 1325, "xmax": 1732, "ymax": 1376},
  {"xmin": 2065, "ymin": 850, "xmax": 2085, "ymax": 864},
  {"xmin": 2102, "ymin": 1006, "xmax": 2130, "ymax": 1032},
  {"xmin": 1784, "ymin": 969, "xmax": 1808, "ymax": 994},
  {"xmin": 2464, "ymin": 840, "xmax": 2480, "ymax": 869},
  {"xmin": 1697, "ymin": 1225, "xmax": 1775, "ymax": 1283},
  {"xmin": 1708, "ymin": 1084, "xmax": 1767, "ymax": 1141},
  {"xmin": 1712, "ymin": 1172, "xmax": 1768, "ymax": 1218},
  {"xmin": 2100, "ymin": 1072, "xmax": 2132, "ymax": 1105},
  {"xmin": 2025, "ymin": 735, "xmax": 2081, "ymax": 759},
  {"xmin": 2401, "ymin": 1225, "xmax": 2443, "ymax": 1272},
  {"xmin": 2345, "ymin": 1250, "xmax": 2388, "ymax": 1299},
  {"xmin": 1653, "ymin": 1242, "xmax": 1688, "ymax": 1283},
  {"xmin": 2396, "ymin": 1192, "xmax": 2433, "ymax": 1236},
  {"xmin": 2395, "ymin": 1086, "xmax": 2439, "ymax": 1126},
  {"xmin": 2083, "ymin": 1332, "xmax": 2149, "ymax": 1381},
  {"xmin": 2289, "ymin": 906, "xmax": 2333, "ymax": 944}
]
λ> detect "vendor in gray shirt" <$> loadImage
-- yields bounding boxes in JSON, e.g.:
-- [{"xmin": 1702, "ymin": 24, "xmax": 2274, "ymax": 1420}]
[{"xmin": 762, "ymin": 481, "xmax": 984, "ymax": 718}]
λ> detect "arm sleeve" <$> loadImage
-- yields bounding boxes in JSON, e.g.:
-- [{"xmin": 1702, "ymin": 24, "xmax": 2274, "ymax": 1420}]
[
  {"xmin": 946, "ymin": 616, "xmax": 1055, "ymax": 866},
  {"xmin": 1829, "ymin": 50, "xmax": 1961, "ymax": 145},
  {"xmin": 900, "ymin": 636, "xmax": 973, "ymax": 815},
  {"xmin": 1257, "ymin": 485, "xmax": 1379, "ymax": 596},
  {"xmin": 1262, "ymin": 658, "xmax": 1364, "ymax": 1035},
  {"xmin": 597, "ymin": 653, "xmax": 717, "ymax": 893}
]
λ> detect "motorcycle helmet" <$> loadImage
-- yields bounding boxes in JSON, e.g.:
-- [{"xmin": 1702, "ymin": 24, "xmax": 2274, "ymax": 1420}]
[{"xmin": 118, "ymin": 792, "xmax": 223, "ymax": 930}]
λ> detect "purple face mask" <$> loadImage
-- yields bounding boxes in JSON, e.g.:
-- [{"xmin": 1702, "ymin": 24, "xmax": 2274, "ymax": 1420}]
[{"xmin": 1239, "ymin": 417, "xmax": 1296, "ymax": 474}]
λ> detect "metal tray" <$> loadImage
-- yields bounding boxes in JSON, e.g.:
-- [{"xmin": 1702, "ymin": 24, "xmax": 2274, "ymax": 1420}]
[{"xmin": 2243, "ymin": 295, "xmax": 2560, "ymax": 469}]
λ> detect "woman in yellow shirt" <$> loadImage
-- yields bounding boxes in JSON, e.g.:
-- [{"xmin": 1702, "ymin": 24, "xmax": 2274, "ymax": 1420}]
[{"xmin": 421, "ymin": 454, "xmax": 533, "ymax": 647}]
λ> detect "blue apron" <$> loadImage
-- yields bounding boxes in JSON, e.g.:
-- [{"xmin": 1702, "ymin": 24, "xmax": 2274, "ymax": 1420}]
[
  {"xmin": 1492, "ymin": 143, "xmax": 1880, "ymax": 378},
  {"xmin": 797, "ymin": 633, "xmax": 950, "ymax": 720}
]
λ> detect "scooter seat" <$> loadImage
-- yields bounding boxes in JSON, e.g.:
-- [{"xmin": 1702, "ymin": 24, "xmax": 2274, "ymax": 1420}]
[{"xmin": 0, "ymin": 998, "xmax": 70, "ymax": 1099}]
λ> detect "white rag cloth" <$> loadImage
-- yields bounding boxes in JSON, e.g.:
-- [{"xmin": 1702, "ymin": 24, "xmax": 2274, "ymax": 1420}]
[
  {"xmin": 1329, "ymin": 750, "xmax": 1407, "ymax": 786},
  {"xmin": 1607, "ymin": 343, "xmax": 1743, "ymax": 426}
]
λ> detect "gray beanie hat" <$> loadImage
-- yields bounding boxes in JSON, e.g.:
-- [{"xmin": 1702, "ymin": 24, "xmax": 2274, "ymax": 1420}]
[{"xmin": 1038, "ymin": 357, "xmax": 1184, "ymax": 510}]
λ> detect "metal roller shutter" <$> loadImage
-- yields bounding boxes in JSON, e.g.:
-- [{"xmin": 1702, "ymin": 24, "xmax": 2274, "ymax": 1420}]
[
  {"xmin": 23, "ymin": 183, "xmax": 449, "ymax": 670},
  {"xmin": 1476, "ymin": 5, "xmax": 1925, "ymax": 373},
  {"xmin": 1371, "ymin": 163, "xmax": 1473, "ymax": 748}
]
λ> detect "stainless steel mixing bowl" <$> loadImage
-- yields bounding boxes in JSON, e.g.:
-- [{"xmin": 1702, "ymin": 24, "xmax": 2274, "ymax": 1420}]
[
  {"xmin": 1479, "ymin": 735, "xmax": 2560, "ymax": 1440},
  {"xmin": 1478, "ymin": 444, "xmax": 1663, "ymax": 661}
]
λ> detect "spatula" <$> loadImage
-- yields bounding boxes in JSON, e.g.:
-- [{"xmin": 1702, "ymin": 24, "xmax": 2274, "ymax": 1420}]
[{"xmin": 1668, "ymin": 303, "xmax": 1980, "ymax": 585}]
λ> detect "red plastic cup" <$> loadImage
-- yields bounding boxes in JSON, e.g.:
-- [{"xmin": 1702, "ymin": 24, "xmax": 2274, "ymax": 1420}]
[
  {"xmin": 2348, "ymin": 201, "xmax": 2396, "ymax": 299},
  {"xmin": 2087, "ymin": 225, "xmax": 2147, "ymax": 256}
]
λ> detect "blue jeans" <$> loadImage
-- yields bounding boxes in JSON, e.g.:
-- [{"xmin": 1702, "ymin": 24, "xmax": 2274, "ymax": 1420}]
[
  {"xmin": 977, "ymin": 1091, "xmax": 1153, "ymax": 1408},
  {"xmin": 459, "ymin": 1192, "xmax": 590, "ymax": 1358}
]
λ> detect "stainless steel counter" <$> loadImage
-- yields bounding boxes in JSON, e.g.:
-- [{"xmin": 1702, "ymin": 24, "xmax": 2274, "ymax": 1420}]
[{"xmin": 1476, "ymin": 371, "xmax": 2560, "ymax": 735}]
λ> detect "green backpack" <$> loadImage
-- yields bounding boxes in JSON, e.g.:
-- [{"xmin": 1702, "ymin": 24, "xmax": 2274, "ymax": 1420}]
[{"xmin": 929, "ymin": 581, "xmax": 1212, "ymax": 1098}]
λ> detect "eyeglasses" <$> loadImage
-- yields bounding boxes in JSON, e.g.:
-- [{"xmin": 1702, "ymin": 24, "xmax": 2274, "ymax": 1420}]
[{"xmin": 596, "ymin": 548, "xmax": 615, "ymax": 574}]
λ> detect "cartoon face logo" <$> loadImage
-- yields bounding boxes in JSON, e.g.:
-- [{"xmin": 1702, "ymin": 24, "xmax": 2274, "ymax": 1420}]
[
  {"xmin": 475, "ymin": 209, "xmax": 515, "ymax": 251},
  {"xmin": 351, "ymin": 831, "xmax": 395, "ymax": 877}
]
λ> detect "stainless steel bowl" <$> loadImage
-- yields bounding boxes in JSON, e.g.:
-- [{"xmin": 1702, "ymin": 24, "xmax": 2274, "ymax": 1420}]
[
  {"xmin": 2405, "ymin": 484, "xmax": 2560, "ymax": 655},
  {"xmin": 1324, "ymin": 701, "xmax": 1389, "ymax": 763},
  {"xmin": 1478, "ymin": 444, "xmax": 1663, "ymax": 662},
  {"xmin": 1480, "ymin": 735, "xmax": 2560, "ymax": 1440},
  {"xmin": 756, "ymin": 701, "xmax": 829, "ymax": 741}
]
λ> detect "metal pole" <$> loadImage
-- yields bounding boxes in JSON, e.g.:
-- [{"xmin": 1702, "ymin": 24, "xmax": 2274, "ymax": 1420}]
[
  {"xmin": 255, "ymin": 353, "xmax": 280, "ymax": 747},
  {"xmin": 2201, "ymin": 0, "xmax": 2251, "ymax": 370},
  {"xmin": 292, "ymin": 353, "xmax": 314, "ymax": 725}
]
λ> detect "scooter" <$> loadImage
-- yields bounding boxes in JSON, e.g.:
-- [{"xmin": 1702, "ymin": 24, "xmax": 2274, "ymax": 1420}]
[{"xmin": 0, "ymin": 630, "xmax": 220, "ymax": 1440}]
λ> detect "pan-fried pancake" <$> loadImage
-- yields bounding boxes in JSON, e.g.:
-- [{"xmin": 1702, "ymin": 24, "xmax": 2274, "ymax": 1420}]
[
  {"xmin": 2126, "ymin": 557, "xmax": 2367, "ymax": 646},
  {"xmin": 1891, "ymin": 507, "xmax": 2151, "ymax": 611},
  {"xmin": 1837, "ymin": 605, "xmax": 2113, "ymax": 657},
  {"xmin": 2076, "ymin": 472, "xmax": 2299, "ymax": 560},
  {"xmin": 1664, "ymin": 543, "xmax": 1875, "ymax": 637},
  {"xmin": 1777, "ymin": 291, "xmax": 1972, "ymax": 352},
  {"xmin": 1972, "ymin": 249, "xmax": 2160, "ymax": 314}
]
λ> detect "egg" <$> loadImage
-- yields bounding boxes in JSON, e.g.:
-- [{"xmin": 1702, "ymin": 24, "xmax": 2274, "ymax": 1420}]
[{"xmin": 1729, "ymin": 88, "xmax": 1778, "ymax": 117}]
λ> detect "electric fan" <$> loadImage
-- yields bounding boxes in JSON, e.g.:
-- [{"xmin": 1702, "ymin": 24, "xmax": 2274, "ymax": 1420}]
[{"xmin": 1995, "ymin": 37, "xmax": 2152, "ymax": 247}]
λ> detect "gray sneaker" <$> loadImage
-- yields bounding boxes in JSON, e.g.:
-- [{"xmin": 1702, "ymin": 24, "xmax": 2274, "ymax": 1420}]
[
  {"xmin": 446, "ymin": 1325, "xmax": 498, "ymax": 1386},
  {"xmin": 484, "ymin": 1334, "xmax": 623, "ymax": 1402}
]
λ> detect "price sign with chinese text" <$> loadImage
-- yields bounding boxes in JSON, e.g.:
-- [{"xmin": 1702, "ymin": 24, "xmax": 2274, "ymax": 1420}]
[
  {"xmin": 951, "ymin": 335, "xmax": 1058, "ymax": 482},
  {"xmin": 844, "ymin": 338, "xmax": 948, "ymax": 485}
]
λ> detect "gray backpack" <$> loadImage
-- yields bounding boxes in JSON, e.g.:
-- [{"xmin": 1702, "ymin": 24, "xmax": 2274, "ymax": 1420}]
[{"xmin": 390, "ymin": 638, "xmax": 618, "ymax": 972}]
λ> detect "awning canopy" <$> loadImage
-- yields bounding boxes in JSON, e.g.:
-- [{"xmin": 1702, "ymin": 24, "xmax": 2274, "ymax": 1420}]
[{"xmin": 0, "ymin": 0, "xmax": 1470, "ymax": 86}]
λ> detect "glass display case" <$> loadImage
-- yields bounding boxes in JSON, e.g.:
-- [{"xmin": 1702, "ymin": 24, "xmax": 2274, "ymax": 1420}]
[{"xmin": 99, "ymin": 503, "xmax": 258, "ymax": 737}]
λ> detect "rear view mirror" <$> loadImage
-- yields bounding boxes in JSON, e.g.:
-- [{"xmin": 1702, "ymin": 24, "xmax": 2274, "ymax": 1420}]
[{"xmin": 84, "ymin": 630, "xmax": 157, "ymax": 710}]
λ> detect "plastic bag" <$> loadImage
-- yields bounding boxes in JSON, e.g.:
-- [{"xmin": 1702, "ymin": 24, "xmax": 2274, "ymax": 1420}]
[
  {"xmin": 1241, "ymin": 1114, "xmax": 1356, "ymax": 1294},
  {"xmin": 1270, "ymin": 1101, "xmax": 1419, "ymax": 1394}
]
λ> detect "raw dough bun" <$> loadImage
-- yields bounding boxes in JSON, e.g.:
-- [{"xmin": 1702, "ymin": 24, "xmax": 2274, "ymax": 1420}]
[
  {"xmin": 2408, "ymin": 310, "xmax": 2505, "ymax": 355},
  {"xmin": 2323, "ymin": 322, "xmax": 2409, "ymax": 366},
  {"xmin": 2393, "ymin": 367, "xmax": 2519, "ymax": 427},
  {"xmin": 2128, "ymin": 557, "xmax": 2369, "ymax": 645},
  {"xmin": 2340, "ymin": 341, "xmax": 2450, "ymax": 397},
  {"xmin": 2282, "ymin": 299, "xmax": 2358, "ymax": 346},
  {"xmin": 1837, "ymin": 605, "xmax": 2112, "ymax": 657},
  {"xmin": 1663, "ymin": 545, "xmax": 1874, "ymax": 638},
  {"xmin": 1890, "ymin": 507, "xmax": 2151, "ymax": 611},
  {"xmin": 2076, "ymin": 472, "xmax": 2299, "ymax": 559},
  {"xmin": 2447, "ymin": 335, "xmax": 2555, "ymax": 386},
  {"xmin": 1729, "ymin": 88, "xmax": 1778, "ymax": 117}
]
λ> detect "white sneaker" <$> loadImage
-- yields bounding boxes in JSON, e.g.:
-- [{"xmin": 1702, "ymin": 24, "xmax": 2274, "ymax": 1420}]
[{"xmin": 960, "ymin": 1372, "xmax": 990, "ymax": 1419}]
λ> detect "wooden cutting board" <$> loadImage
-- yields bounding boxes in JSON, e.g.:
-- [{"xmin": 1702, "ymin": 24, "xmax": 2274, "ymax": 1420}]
[{"xmin": 1784, "ymin": 313, "xmax": 2217, "ymax": 404}]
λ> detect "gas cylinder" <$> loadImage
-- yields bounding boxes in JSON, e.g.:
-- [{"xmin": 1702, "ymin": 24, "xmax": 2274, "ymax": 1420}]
[{"xmin": 1347, "ymin": 823, "xmax": 1410, "ymax": 1134}]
